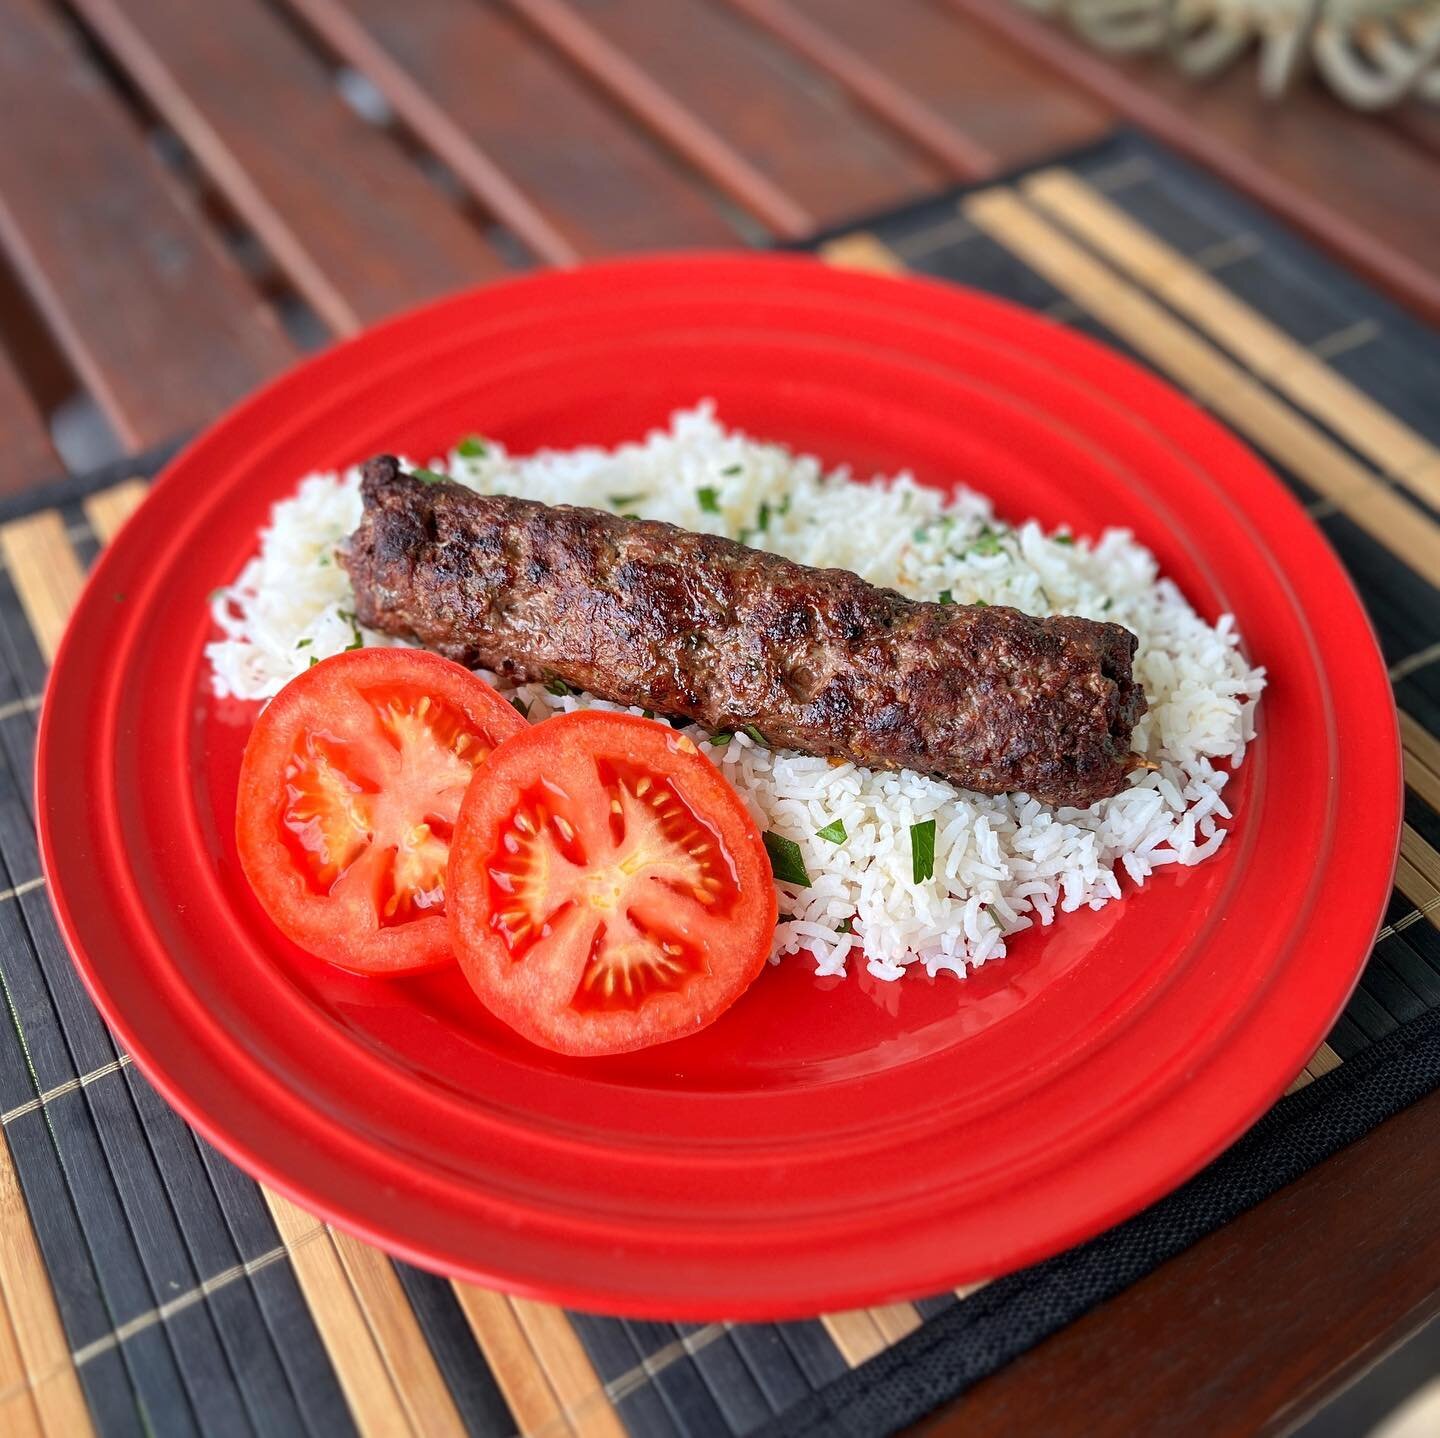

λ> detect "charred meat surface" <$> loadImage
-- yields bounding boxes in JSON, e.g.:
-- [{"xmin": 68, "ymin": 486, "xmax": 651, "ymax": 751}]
[{"xmin": 343, "ymin": 457, "xmax": 1147, "ymax": 807}]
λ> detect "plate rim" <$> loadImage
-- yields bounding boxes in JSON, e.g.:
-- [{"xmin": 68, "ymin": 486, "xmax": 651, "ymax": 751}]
[{"xmin": 36, "ymin": 252, "xmax": 1403, "ymax": 1317}]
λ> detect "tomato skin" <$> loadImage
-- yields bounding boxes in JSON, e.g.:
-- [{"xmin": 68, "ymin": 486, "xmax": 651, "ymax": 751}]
[
  {"xmin": 448, "ymin": 711, "xmax": 777, "ymax": 1057},
  {"xmin": 236, "ymin": 648, "xmax": 526, "ymax": 975}
]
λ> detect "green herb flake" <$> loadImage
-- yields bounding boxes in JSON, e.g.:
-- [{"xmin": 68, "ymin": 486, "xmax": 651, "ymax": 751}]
[
  {"xmin": 837, "ymin": 916, "xmax": 854, "ymax": 935},
  {"xmin": 544, "ymin": 677, "xmax": 579, "ymax": 697},
  {"xmin": 973, "ymin": 598, "xmax": 989, "ymax": 607},
  {"xmin": 1102, "ymin": 598, "xmax": 1114, "ymax": 612},
  {"xmin": 318, "ymin": 556, "xmax": 331, "ymax": 567},
  {"xmin": 608, "ymin": 492, "xmax": 647, "ymax": 508},
  {"xmin": 742, "ymin": 724, "xmax": 769, "ymax": 748},
  {"xmin": 456, "ymin": 435, "xmax": 489, "ymax": 459},
  {"xmin": 968, "ymin": 525, "xmax": 1005, "ymax": 558},
  {"xmin": 307, "ymin": 654, "xmax": 320, "ymax": 669},
  {"xmin": 410, "ymin": 467, "xmax": 449, "ymax": 486},
  {"xmin": 755, "ymin": 501, "xmax": 771, "ymax": 532},
  {"xmin": 763, "ymin": 832, "xmax": 812, "ymax": 888},
  {"xmin": 295, "ymin": 638, "xmax": 312, "ymax": 649},
  {"xmin": 816, "ymin": 818, "xmax": 847, "ymax": 845},
  {"xmin": 510, "ymin": 695, "xmax": 530, "ymax": 719},
  {"xmin": 641, "ymin": 709, "xmax": 656, "ymax": 720},
  {"xmin": 707, "ymin": 731, "xmax": 733, "ymax": 746},
  {"xmin": 696, "ymin": 486, "xmax": 721, "ymax": 513},
  {"xmin": 777, "ymin": 494, "xmax": 792, "ymax": 516},
  {"xmin": 910, "ymin": 818, "xmax": 937, "ymax": 884},
  {"xmin": 937, "ymin": 589, "xmax": 955, "ymax": 606},
  {"xmin": 720, "ymin": 463, "xmax": 743, "ymax": 476},
  {"xmin": 1054, "ymin": 533, "xmax": 1075, "ymax": 546}
]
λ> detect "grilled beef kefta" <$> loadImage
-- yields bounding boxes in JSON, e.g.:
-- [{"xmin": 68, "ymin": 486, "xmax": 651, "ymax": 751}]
[{"xmin": 343, "ymin": 457, "xmax": 1147, "ymax": 807}]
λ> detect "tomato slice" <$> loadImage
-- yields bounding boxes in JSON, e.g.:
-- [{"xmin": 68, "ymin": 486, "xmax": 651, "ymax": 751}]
[
  {"xmin": 236, "ymin": 648, "xmax": 526, "ymax": 974},
  {"xmin": 448, "ymin": 711, "xmax": 777, "ymax": 1056}
]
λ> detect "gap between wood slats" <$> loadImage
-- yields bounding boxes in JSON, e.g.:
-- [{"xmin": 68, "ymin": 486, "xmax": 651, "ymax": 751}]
[
  {"xmin": 0, "ymin": 0, "xmax": 295, "ymax": 449},
  {"xmin": 717, "ymin": 0, "xmax": 995, "ymax": 178},
  {"xmin": 65, "ymin": 0, "xmax": 512, "ymax": 337},
  {"xmin": 1022, "ymin": 169, "xmax": 1440, "ymax": 512},
  {"xmin": 961, "ymin": 188, "xmax": 1440, "ymax": 589},
  {"xmin": 500, "ymin": 0, "xmax": 814, "ymax": 237},
  {"xmin": 508, "ymin": 1298, "xmax": 625, "ymax": 1438},
  {"xmin": 278, "ymin": 0, "xmax": 580, "ymax": 265}
]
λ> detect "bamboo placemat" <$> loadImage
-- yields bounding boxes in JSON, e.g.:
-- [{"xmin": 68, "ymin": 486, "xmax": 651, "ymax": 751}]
[{"xmin": 6, "ymin": 131, "xmax": 1439, "ymax": 1437}]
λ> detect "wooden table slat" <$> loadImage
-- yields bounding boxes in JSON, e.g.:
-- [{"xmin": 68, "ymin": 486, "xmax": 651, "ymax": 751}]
[
  {"xmin": 506, "ymin": 0, "xmax": 945, "ymax": 228},
  {"xmin": 777, "ymin": 0, "xmax": 1112, "ymax": 173},
  {"xmin": 718, "ymin": 0, "xmax": 998, "ymax": 178},
  {"xmin": 927, "ymin": 1073, "xmax": 1440, "ymax": 1437},
  {"xmin": 0, "ymin": 0, "xmax": 294, "ymax": 449},
  {"xmin": 0, "ymin": 345, "xmax": 60, "ymax": 501},
  {"xmin": 280, "ymin": 0, "xmax": 740, "ymax": 258},
  {"xmin": 66, "ymin": 0, "xmax": 511, "ymax": 337}
]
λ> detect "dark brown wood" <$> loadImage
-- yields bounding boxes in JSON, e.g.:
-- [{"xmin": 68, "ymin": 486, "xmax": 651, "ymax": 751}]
[
  {"xmin": 66, "ymin": 0, "xmax": 510, "ymax": 336},
  {"xmin": 0, "ymin": 342, "xmax": 61, "ymax": 497},
  {"xmin": 911, "ymin": 1081, "xmax": 1440, "ymax": 1437},
  {"xmin": 719, "ymin": 0, "xmax": 997, "ymax": 178},
  {"xmin": 945, "ymin": 0, "xmax": 1440, "ymax": 328},
  {"xmin": 0, "ymin": 0, "xmax": 293, "ymax": 448},
  {"xmin": 774, "ymin": 0, "xmax": 1112, "ymax": 173},
  {"xmin": 280, "ymin": 0, "xmax": 740, "ymax": 257},
  {"xmin": 505, "ymin": 0, "xmax": 944, "ymax": 227}
]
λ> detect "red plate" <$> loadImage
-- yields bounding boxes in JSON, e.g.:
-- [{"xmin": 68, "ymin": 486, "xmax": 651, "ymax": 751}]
[{"xmin": 37, "ymin": 255, "xmax": 1401, "ymax": 1318}]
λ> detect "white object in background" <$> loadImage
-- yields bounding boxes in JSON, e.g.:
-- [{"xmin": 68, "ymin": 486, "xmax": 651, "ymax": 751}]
[{"xmin": 1015, "ymin": 0, "xmax": 1440, "ymax": 108}]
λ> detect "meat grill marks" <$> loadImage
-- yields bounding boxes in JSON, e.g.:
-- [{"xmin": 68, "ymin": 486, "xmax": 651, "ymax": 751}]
[{"xmin": 343, "ymin": 457, "xmax": 1147, "ymax": 807}]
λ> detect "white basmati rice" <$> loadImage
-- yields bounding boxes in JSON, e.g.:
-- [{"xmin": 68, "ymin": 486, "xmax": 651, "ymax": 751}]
[{"xmin": 207, "ymin": 403, "xmax": 1265, "ymax": 981}]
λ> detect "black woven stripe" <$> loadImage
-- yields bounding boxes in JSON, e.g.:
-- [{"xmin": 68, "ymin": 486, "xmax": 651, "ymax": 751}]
[
  {"xmin": 568, "ymin": 1312, "xmax": 679, "ymax": 1438},
  {"xmin": 674, "ymin": 1324, "xmax": 773, "ymax": 1434},
  {"xmin": 621, "ymin": 1320, "xmax": 731, "ymax": 1438},
  {"xmin": 392, "ymin": 1263, "xmax": 517, "ymax": 1438}
]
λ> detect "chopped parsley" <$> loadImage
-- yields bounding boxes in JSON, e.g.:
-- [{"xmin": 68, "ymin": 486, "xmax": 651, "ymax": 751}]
[
  {"xmin": 608, "ymin": 492, "xmax": 647, "ymax": 508},
  {"xmin": 720, "ymin": 463, "xmax": 743, "ymax": 476},
  {"xmin": 966, "ymin": 525, "xmax": 1005, "ymax": 558},
  {"xmin": 937, "ymin": 589, "xmax": 955, "ymax": 606},
  {"xmin": 696, "ymin": 486, "xmax": 721, "ymax": 513},
  {"xmin": 837, "ymin": 916, "xmax": 854, "ymax": 935},
  {"xmin": 973, "ymin": 597, "xmax": 988, "ymax": 607},
  {"xmin": 317, "ymin": 556, "xmax": 331, "ymax": 567},
  {"xmin": 741, "ymin": 724, "xmax": 769, "ymax": 748},
  {"xmin": 295, "ymin": 637, "xmax": 312, "ymax": 649},
  {"xmin": 338, "ymin": 609, "xmax": 364, "ymax": 650},
  {"xmin": 307, "ymin": 654, "xmax": 319, "ymax": 669},
  {"xmin": 510, "ymin": 695, "xmax": 530, "ymax": 719},
  {"xmin": 1102, "ymin": 597, "xmax": 1114, "ymax": 612},
  {"xmin": 816, "ymin": 818, "xmax": 847, "ymax": 845},
  {"xmin": 410, "ymin": 467, "xmax": 448, "ymax": 486},
  {"xmin": 1054, "ymin": 533, "xmax": 1075, "ymax": 546},
  {"xmin": 910, "ymin": 818, "xmax": 936, "ymax": 884},
  {"xmin": 776, "ymin": 494, "xmax": 792, "ymax": 516},
  {"xmin": 455, "ymin": 435, "xmax": 489, "ymax": 459},
  {"xmin": 706, "ymin": 731, "xmax": 733, "ymax": 746},
  {"xmin": 763, "ymin": 832, "xmax": 812, "ymax": 888},
  {"xmin": 544, "ymin": 677, "xmax": 580, "ymax": 697}
]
